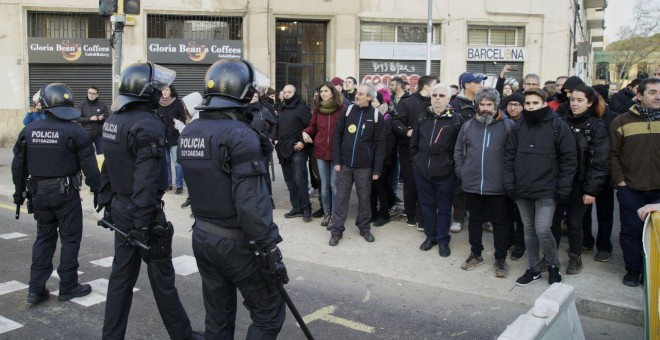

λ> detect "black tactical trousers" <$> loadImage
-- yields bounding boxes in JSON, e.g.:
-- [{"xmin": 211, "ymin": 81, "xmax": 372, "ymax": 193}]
[
  {"xmin": 29, "ymin": 182, "xmax": 83, "ymax": 295},
  {"xmin": 192, "ymin": 227, "xmax": 285, "ymax": 340},
  {"xmin": 102, "ymin": 198, "xmax": 192, "ymax": 340}
]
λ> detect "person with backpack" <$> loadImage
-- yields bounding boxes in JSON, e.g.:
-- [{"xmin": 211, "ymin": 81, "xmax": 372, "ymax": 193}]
[
  {"xmin": 328, "ymin": 83, "xmax": 385, "ymax": 246},
  {"xmin": 454, "ymin": 87, "xmax": 514, "ymax": 277},
  {"xmin": 505, "ymin": 88, "xmax": 577, "ymax": 287},
  {"xmin": 561, "ymin": 85, "xmax": 610, "ymax": 275},
  {"xmin": 411, "ymin": 83, "xmax": 464, "ymax": 258}
]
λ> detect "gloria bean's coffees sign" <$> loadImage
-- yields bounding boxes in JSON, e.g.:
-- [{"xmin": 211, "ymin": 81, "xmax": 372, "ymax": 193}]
[
  {"xmin": 147, "ymin": 39, "xmax": 243, "ymax": 64},
  {"xmin": 28, "ymin": 38, "xmax": 112, "ymax": 64}
]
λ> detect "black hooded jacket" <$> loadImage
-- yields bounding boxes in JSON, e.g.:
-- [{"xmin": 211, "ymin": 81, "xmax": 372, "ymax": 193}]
[
  {"xmin": 562, "ymin": 110, "xmax": 610, "ymax": 196},
  {"xmin": 392, "ymin": 92, "xmax": 431, "ymax": 146},
  {"xmin": 609, "ymin": 87, "xmax": 636, "ymax": 114},
  {"xmin": 274, "ymin": 94, "xmax": 311, "ymax": 159},
  {"xmin": 504, "ymin": 107, "xmax": 577, "ymax": 199}
]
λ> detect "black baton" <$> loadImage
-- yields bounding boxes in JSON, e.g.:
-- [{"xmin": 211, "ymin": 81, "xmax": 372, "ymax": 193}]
[
  {"xmin": 98, "ymin": 219, "xmax": 151, "ymax": 251},
  {"xmin": 277, "ymin": 283, "xmax": 314, "ymax": 340}
]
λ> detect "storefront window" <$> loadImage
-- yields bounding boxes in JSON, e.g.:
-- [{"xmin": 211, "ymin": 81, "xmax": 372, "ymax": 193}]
[
  {"xmin": 361, "ymin": 23, "xmax": 440, "ymax": 44},
  {"xmin": 28, "ymin": 12, "xmax": 109, "ymax": 39},
  {"xmin": 147, "ymin": 15, "xmax": 242, "ymax": 40}
]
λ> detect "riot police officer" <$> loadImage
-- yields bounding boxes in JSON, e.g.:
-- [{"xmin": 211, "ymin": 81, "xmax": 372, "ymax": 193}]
[
  {"xmin": 12, "ymin": 83, "xmax": 101, "ymax": 304},
  {"xmin": 178, "ymin": 59, "xmax": 287, "ymax": 339},
  {"xmin": 96, "ymin": 62, "xmax": 202, "ymax": 340}
]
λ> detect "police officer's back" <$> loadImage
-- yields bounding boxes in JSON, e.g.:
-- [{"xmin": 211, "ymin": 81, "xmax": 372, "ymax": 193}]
[
  {"xmin": 178, "ymin": 59, "xmax": 287, "ymax": 339},
  {"xmin": 96, "ymin": 62, "xmax": 201, "ymax": 340},
  {"xmin": 11, "ymin": 83, "xmax": 101, "ymax": 304}
]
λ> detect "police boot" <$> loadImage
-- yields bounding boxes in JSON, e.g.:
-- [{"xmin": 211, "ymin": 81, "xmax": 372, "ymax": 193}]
[
  {"xmin": 27, "ymin": 289, "xmax": 50, "ymax": 304},
  {"xmin": 373, "ymin": 209, "xmax": 390, "ymax": 227},
  {"xmin": 187, "ymin": 330, "xmax": 205, "ymax": 340},
  {"xmin": 58, "ymin": 284, "xmax": 92, "ymax": 301}
]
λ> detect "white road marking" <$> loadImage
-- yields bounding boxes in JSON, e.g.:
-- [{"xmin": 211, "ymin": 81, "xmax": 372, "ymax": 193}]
[
  {"xmin": 52, "ymin": 278, "xmax": 138, "ymax": 307},
  {"xmin": 0, "ymin": 281, "xmax": 28, "ymax": 296},
  {"xmin": 51, "ymin": 271, "xmax": 83, "ymax": 279},
  {"xmin": 172, "ymin": 255, "xmax": 198, "ymax": 276},
  {"xmin": 303, "ymin": 305, "xmax": 375, "ymax": 333},
  {"xmin": 90, "ymin": 256, "xmax": 114, "ymax": 267},
  {"xmin": 362, "ymin": 289, "xmax": 371, "ymax": 302},
  {"xmin": 0, "ymin": 315, "xmax": 22, "ymax": 334},
  {"xmin": 0, "ymin": 232, "xmax": 28, "ymax": 240}
]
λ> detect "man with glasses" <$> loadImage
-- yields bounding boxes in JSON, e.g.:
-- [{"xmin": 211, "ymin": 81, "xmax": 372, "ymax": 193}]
[{"xmin": 76, "ymin": 85, "xmax": 109, "ymax": 154}]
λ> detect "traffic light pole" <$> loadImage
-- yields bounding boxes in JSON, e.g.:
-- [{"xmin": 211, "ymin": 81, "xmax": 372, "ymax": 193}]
[{"xmin": 111, "ymin": 14, "xmax": 125, "ymax": 100}]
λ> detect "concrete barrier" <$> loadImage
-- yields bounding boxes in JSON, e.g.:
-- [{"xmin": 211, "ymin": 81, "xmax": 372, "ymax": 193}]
[
  {"xmin": 498, "ymin": 283, "xmax": 584, "ymax": 340},
  {"xmin": 643, "ymin": 211, "xmax": 660, "ymax": 340}
]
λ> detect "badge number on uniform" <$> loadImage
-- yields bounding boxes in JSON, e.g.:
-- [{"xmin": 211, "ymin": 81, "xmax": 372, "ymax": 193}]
[
  {"xmin": 179, "ymin": 136, "xmax": 211, "ymax": 160},
  {"xmin": 29, "ymin": 129, "xmax": 64, "ymax": 146},
  {"xmin": 102, "ymin": 122, "xmax": 123, "ymax": 143}
]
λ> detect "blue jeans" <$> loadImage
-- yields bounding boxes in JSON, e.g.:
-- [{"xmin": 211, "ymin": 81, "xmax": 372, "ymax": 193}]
[
  {"xmin": 281, "ymin": 151, "xmax": 311, "ymax": 212},
  {"xmin": 516, "ymin": 198, "xmax": 558, "ymax": 272},
  {"xmin": 617, "ymin": 186, "xmax": 660, "ymax": 273},
  {"xmin": 316, "ymin": 159, "xmax": 337, "ymax": 215},
  {"xmin": 92, "ymin": 134, "xmax": 104, "ymax": 155},
  {"xmin": 414, "ymin": 171, "xmax": 456, "ymax": 245},
  {"xmin": 166, "ymin": 146, "xmax": 184, "ymax": 189}
]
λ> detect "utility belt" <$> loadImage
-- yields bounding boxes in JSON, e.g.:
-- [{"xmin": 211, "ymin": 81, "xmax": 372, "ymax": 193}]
[
  {"xmin": 194, "ymin": 219, "xmax": 246, "ymax": 241},
  {"xmin": 28, "ymin": 174, "xmax": 81, "ymax": 195}
]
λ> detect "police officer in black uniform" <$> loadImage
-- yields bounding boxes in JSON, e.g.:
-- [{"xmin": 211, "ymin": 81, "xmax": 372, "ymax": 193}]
[
  {"xmin": 96, "ymin": 62, "xmax": 201, "ymax": 340},
  {"xmin": 12, "ymin": 83, "xmax": 101, "ymax": 304},
  {"xmin": 178, "ymin": 58, "xmax": 287, "ymax": 339}
]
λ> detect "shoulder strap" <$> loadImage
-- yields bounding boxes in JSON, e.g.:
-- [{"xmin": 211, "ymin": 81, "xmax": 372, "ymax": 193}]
[
  {"xmin": 374, "ymin": 107, "xmax": 379, "ymax": 123},
  {"xmin": 345, "ymin": 104, "xmax": 354, "ymax": 117},
  {"xmin": 552, "ymin": 116, "xmax": 562, "ymax": 148}
]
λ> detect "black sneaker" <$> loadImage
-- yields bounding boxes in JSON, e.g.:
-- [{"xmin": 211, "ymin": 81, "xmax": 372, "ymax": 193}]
[
  {"xmin": 329, "ymin": 234, "xmax": 342, "ymax": 246},
  {"xmin": 58, "ymin": 284, "xmax": 92, "ymax": 301},
  {"xmin": 623, "ymin": 271, "xmax": 641, "ymax": 287},
  {"xmin": 181, "ymin": 197, "xmax": 191, "ymax": 209},
  {"xmin": 548, "ymin": 266, "xmax": 562, "ymax": 284},
  {"xmin": 516, "ymin": 269, "xmax": 542, "ymax": 287},
  {"xmin": 175, "ymin": 188, "xmax": 184, "ymax": 195},
  {"xmin": 303, "ymin": 209, "xmax": 312, "ymax": 222},
  {"xmin": 27, "ymin": 289, "xmax": 50, "ymax": 304},
  {"xmin": 312, "ymin": 207, "xmax": 324, "ymax": 218},
  {"xmin": 284, "ymin": 210, "xmax": 302, "ymax": 218},
  {"xmin": 510, "ymin": 247, "xmax": 526, "ymax": 261},
  {"xmin": 566, "ymin": 253, "xmax": 582, "ymax": 275},
  {"xmin": 594, "ymin": 251, "xmax": 611, "ymax": 262},
  {"xmin": 406, "ymin": 218, "xmax": 416, "ymax": 227}
]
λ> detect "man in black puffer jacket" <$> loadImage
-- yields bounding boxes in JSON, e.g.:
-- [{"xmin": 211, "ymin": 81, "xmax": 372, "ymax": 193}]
[
  {"xmin": 274, "ymin": 85, "xmax": 312, "ymax": 221},
  {"xmin": 505, "ymin": 88, "xmax": 577, "ymax": 287},
  {"xmin": 609, "ymin": 79, "xmax": 641, "ymax": 114},
  {"xmin": 76, "ymin": 85, "xmax": 109, "ymax": 154}
]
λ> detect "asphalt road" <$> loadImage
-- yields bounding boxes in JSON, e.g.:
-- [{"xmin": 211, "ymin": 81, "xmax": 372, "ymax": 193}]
[{"xmin": 0, "ymin": 201, "xmax": 642, "ymax": 339}]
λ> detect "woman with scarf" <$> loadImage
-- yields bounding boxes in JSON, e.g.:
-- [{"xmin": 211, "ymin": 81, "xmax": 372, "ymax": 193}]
[
  {"xmin": 410, "ymin": 83, "xmax": 464, "ymax": 258},
  {"xmin": 302, "ymin": 82, "xmax": 344, "ymax": 227},
  {"xmin": 561, "ymin": 84, "xmax": 610, "ymax": 275},
  {"xmin": 158, "ymin": 85, "xmax": 186, "ymax": 194}
]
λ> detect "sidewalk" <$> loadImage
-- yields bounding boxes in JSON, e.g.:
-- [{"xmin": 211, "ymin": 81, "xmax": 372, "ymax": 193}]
[{"xmin": 0, "ymin": 147, "xmax": 644, "ymax": 326}]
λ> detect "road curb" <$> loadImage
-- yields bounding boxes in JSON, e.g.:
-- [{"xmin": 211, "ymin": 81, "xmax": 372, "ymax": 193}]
[{"xmin": 575, "ymin": 297, "xmax": 644, "ymax": 326}]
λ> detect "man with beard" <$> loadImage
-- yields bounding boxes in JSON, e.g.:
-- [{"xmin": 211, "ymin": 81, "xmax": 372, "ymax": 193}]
[
  {"xmin": 274, "ymin": 85, "xmax": 313, "ymax": 221},
  {"xmin": 454, "ymin": 88, "xmax": 514, "ymax": 277},
  {"xmin": 505, "ymin": 88, "xmax": 577, "ymax": 287}
]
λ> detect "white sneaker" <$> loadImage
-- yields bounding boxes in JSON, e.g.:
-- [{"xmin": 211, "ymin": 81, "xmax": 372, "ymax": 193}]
[{"xmin": 450, "ymin": 221, "xmax": 462, "ymax": 233}]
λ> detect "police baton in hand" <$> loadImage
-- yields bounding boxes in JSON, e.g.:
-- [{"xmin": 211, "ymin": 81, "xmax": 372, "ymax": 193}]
[
  {"xmin": 98, "ymin": 219, "xmax": 151, "ymax": 251},
  {"xmin": 249, "ymin": 241, "xmax": 314, "ymax": 340}
]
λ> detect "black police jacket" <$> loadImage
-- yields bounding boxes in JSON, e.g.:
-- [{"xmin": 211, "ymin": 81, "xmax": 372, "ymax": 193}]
[
  {"xmin": 392, "ymin": 92, "xmax": 431, "ymax": 146},
  {"xmin": 504, "ymin": 107, "xmax": 578, "ymax": 199},
  {"xmin": 12, "ymin": 115, "xmax": 101, "ymax": 194},
  {"xmin": 409, "ymin": 107, "xmax": 464, "ymax": 180},
  {"xmin": 332, "ymin": 104, "xmax": 386, "ymax": 176},
  {"xmin": 98, "ymin": 103, "xmax": 168, "ymax": 229},
  {"xmin": 563, "ymin": 110, "xmax": 610, "ymax": 196},
  {"xmin": 178, "ymin": 111, "xmax": 281, "ymax": 250}
]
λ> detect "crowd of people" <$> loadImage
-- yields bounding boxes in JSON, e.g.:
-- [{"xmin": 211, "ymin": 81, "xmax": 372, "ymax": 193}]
[{"xmin": 259, "ymin": 65, "xmax": 660, "ymax": 289}]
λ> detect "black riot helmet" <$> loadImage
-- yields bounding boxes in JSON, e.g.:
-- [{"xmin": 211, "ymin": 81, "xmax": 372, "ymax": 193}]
[
  {"xmin": 197, "ymin": 58, "xmax": 270, "ymax": 111},
  {"xmin": 38, "ymin": 83, "xmax": 80, "ymax": 120},
  {"xmin": 111, "ymin": 62, "xmax": 176, "ymax": 112}
]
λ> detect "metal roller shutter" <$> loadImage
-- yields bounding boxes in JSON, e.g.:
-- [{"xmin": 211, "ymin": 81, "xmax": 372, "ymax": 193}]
[
  {"xmin": 29, "ymin": 64, "xmax": 113, "ymax": 107},
  {"xmin": 160, "ymin": 64, "xmax": 211, "ymax": 98},
  {"xmin": 358, "ymin": 60, "xmax": 441, "ymax": 81}
]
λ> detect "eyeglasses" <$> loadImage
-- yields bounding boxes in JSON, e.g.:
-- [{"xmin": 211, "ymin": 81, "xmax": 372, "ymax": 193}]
[
  {"xmin": 431, "ymin": 93, "xmax": 447, "ymax": 98},
  {"xmin": 507, "ymin": 103, "xmax": 522, "ymax": 108},
  {"xmin": 88, "ymin": 92, "xmax": 98, "ymax": 95},
  {"xmin": 524, "ymin": 83, "xmax": 539, "ymax": 86}
]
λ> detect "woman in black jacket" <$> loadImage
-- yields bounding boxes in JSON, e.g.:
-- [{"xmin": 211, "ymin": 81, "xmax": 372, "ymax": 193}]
[
  {"xmin": 410, "ymin": 83, "xmax": 464, "ymax": 257},
  {"xmin": 158, "ymin": 85, "xmax": 186, "ymax": 194},
  {"xmin": 562, "ymin": 84, "xmax": 610, "ymax": 275}
]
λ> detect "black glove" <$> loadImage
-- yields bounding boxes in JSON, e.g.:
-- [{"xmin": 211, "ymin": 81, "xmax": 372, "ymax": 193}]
[
  {"xmin": 13, "ymin": 192, "xmax": 24, "ymax": 205},
  {"xmin": 262, "ymin": 246, "xmax": 289, "ymax": 286},
  {"xmin": 99, "ymin": 205, "xmax": 113, "ymax": 228},
  {"xmin": 557, "ymin": 194, "xmax": 571, "ymax": 205},
  {"xmin": 93, "ymin": 191, "xmax": 99, "ymax": 209},
  {"xmin": 506, "ymin": 189, "xmax": 516, "ymax": 201}
]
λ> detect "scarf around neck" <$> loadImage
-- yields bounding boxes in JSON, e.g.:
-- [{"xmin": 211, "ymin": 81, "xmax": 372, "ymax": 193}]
[
  {"xmin": 318, "ymin": 99, "xmax": 339, "ymax": 114},
  {"xmin": 159, "ymin": 96, "xmax": 176, "ymax": 107}
]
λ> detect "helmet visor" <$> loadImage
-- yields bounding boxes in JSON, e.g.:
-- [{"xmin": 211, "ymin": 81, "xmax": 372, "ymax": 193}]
[{"xmin": 151, "ymin": 64, "xmax": 177, "ymax": 91}]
